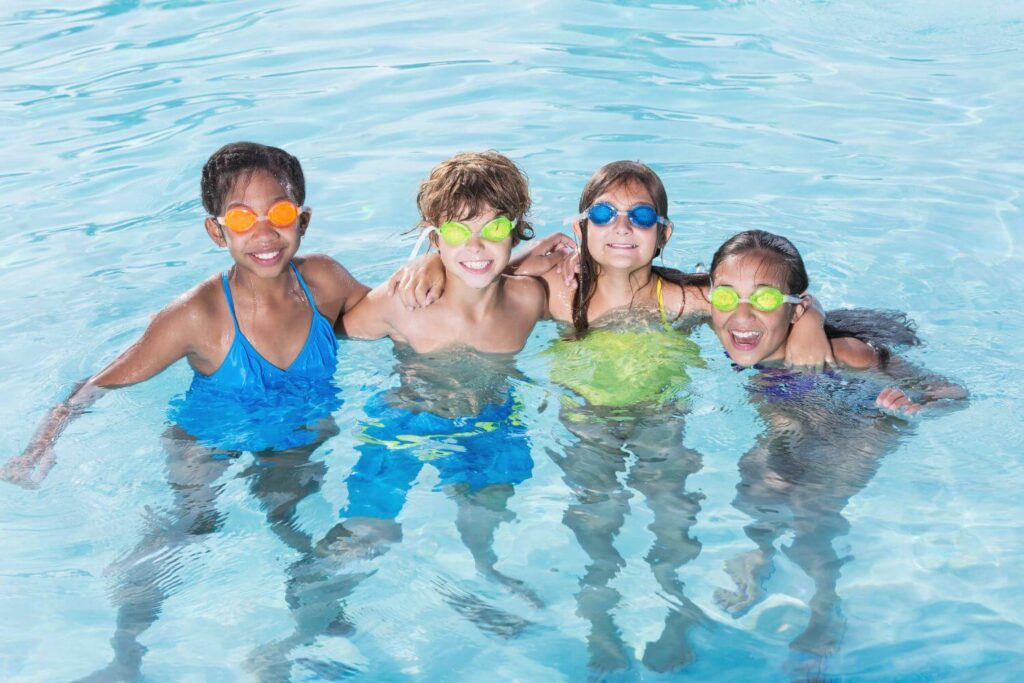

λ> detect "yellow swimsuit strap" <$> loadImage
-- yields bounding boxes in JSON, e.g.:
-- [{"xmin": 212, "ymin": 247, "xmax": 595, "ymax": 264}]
[{"xmin": 656, "ymin": 277, "xmax": 667, "ymax": 326}]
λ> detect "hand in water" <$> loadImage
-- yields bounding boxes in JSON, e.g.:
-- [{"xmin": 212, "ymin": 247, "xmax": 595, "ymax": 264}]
[
  {"xmin": 2, "ymin": 445, "xmax": 56, "ymax": 489},
  {"xmin": 876, "ymin": 387, "xmax": 921, "ymax": 415}
]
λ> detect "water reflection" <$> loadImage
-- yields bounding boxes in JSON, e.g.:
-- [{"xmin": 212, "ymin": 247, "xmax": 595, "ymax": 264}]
[
  {"xmin": 73, "ymin": 420, "xmax": 338, "ymax": 683},
  {"xmin": 547, "ymin": 316, "xmax": 707, "ymax": 673},
  {"xmin": 248, "ymin": 347, "xmax": 540, "ymax": 679},
  {"xmin": 715, "ymin": 365, "xmax": 964, "ymax": 674}
]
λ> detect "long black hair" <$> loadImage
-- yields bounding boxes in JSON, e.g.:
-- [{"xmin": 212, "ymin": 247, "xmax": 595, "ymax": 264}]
[{"xmin": 710, "ymin": 230, "xmax": 920, "ymax": 359}]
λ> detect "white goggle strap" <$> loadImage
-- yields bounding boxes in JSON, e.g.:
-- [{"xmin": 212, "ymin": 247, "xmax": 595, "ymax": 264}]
[
  {"xmin": 562, "ymin": 212, "xmax": 586, "ymax": 226},
  {"xmin": 407, "ymin": 226, "xmax": 436, "ymax": 262}
]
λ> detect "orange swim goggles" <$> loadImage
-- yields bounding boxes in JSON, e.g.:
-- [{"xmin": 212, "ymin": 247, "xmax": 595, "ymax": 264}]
[{"xmin": 214, "ymin": 200, "xmax": 309, "ymax": 233}]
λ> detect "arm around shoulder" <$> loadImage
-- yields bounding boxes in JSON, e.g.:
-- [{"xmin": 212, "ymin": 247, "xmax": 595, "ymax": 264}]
[{"xmin": 337, "ymin": 282, "xmax": 400, "ymax": 340}]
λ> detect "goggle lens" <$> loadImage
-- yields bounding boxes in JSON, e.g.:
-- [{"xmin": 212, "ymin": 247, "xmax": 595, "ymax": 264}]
[
  {"xmin": 710, "ymin": 286, "xmax": 791, "ymax": 313},
  {"xmin": 220, "ymin": 200, "xmax": 302, "ymax": 233},
  {"xmin": 585, "ymin": 202, "xmax": 661, "ymax": 229},
  {"xmin": 438, "ymin": 216, "xmax": 515, "ymax": 245}
]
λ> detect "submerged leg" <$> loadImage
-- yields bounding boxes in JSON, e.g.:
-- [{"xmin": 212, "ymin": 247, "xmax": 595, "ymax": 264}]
[
  {"xmin": 73, "ymin": 428, "xmax": 235, "ymax": 683},
  {"xmin": 627, "ymin": 433, "xmax": 705, "ymax": 673},
  {"xmin": 552, "ymin": 427, "xmax": 633, "ymax": 672},
  {"xmin": 452, "ymin": 482, "xmax": 542, "ymax": 608},
  {"xmin": 246, "ymin": 440, "xmax": 417, "ymax": 681}
]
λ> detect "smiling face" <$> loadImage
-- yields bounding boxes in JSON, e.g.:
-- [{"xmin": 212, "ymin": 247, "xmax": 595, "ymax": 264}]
[
  {"xmin": 710, "ymin": 253, "xmax": 804, "ymax": 367},
  {"xmin": 435, "ymin": 203, "xmax": 512, "ymax": 290},
  {"xmin": 204, "ymin": 170, "xmax": 308, "ymax": 279},
  {"xmin": 577, "ymin": 180, "xmax": 671, "ymax": 273}
]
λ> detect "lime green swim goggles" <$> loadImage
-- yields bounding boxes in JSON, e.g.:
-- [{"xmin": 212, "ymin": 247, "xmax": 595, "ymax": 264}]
[
  {"xmin": 408, "ymin": 216, "xmax": 518, "ymax": 260},
  {"xmin": 710, "ymin": 285, "xmax": 803, "ymax": 313}
]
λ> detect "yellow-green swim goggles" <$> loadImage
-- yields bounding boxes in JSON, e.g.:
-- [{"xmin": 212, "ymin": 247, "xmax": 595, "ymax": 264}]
[
  {"xmin": 710, "ymin": 285, "xmax": 803, "ymax": 313},
  {"xmin": 408, "ymin": 216, "xmax": 518, "ymax": 260}
]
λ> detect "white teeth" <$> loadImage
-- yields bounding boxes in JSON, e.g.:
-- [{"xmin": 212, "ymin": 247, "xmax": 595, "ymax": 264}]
[
  {"xmin": 608, "ymin": 243, "xmax": 637, "ymax": 248},
  {"xmin": 732, "ymin": 331, "xmax": 760, "ymax": 341},
  {"xmin": 461, "ymin": 260, "xmax": 491, "ymax": 270},
  {"xmin": 252, "ymin": 250, "xmax": 280, "ymax": 260}
]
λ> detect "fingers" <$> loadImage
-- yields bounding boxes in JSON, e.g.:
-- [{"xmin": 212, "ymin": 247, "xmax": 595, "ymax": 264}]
[{"xmin": 876, "ymin": 387, "xmax": 921, "ymax": 415}]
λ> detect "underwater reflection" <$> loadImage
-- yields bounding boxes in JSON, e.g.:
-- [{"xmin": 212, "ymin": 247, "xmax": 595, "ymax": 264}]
[
  {"xmin": 74, "ymin": 417, "xmax": 339, "ymax": 683},
  {"xmin": 547, "ymin": 316, "xmax": 708, "ymax": 673},
  {"xmin": 248, "ymin": 347, "xmax": 540, "ymax": 679},
  {"xmin": 715, "ymin": 364, "xmax": 965, "ymax": 674}
]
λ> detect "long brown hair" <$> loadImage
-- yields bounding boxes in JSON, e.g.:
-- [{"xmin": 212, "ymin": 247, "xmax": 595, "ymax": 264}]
[{"xmin": 572, "ymin": 161, "xmax": 708, "ymax": 336}]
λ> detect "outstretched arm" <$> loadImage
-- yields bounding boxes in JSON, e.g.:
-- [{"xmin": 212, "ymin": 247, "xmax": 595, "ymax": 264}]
[
  {"xmin": 3, "ymin": 299, "xmax": 197, "ymax": 489},
  {"xmin": 873, "ymin": 355, "xmax": 968, "ymax": 416}
]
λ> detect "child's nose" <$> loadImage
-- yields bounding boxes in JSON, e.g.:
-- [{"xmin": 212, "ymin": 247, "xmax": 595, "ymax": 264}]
[{"xmin": 465, "ymin": 233, "xmax": 484, "ymax": 250}]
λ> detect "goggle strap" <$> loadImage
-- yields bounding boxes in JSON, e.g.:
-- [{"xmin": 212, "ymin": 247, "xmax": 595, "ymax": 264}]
[
  {"xmin": 407, "ymin": 226, "xmax": 436, "ymax": 262},
  {"xmin": 563, "ymin": 212, "xmax": 586, "ymax": 226}
]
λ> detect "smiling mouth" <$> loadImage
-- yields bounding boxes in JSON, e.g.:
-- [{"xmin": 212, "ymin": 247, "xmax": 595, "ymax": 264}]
[
  {"xmin": 605, "ymin": 243, "xmax": 638, "ymax": 250},
  {"xmin": 729, "ymin": 330, "xmax": 762, "ymax": 350},
  {"xmin": 460, "ymin": 259, "xmax": 493, "ymax": 273},
  {"xmin": 250, "ymin": 249, "xmax": 282, "ymax": 264}
]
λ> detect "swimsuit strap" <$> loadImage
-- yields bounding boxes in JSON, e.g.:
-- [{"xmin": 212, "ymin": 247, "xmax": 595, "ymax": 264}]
[
  {"xmin": 289, "ymin": 261, "xmax": 319, "ymax": 313},
  {"xmin": 220, "ymin": 272, "xmax": 241, "ymax": 333},
  {"xmin": 656, "ymin": 277, "xmax": 667, "ymax": 326}
]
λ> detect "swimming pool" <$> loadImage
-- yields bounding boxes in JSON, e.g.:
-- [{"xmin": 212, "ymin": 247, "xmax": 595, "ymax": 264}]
[{"xmin": 2, "ymin": 0, "xmax": 1022, "ymax": 680}]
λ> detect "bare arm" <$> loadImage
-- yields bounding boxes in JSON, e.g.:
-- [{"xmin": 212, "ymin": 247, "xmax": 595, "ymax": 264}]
[
  {"xmin": 3, "ymin": 299, "xmax": 199, "ymax": 489},
  {"xmin": 785, "ymin": 296, "xmax": 836, "ymax": 370},
  {"xmin": 385, "ymin": 233, "xmax": 578, "ymax": 311},
  {"xmin": 337, "ymin": 282, "xmax": 402, "ymax": 341}
]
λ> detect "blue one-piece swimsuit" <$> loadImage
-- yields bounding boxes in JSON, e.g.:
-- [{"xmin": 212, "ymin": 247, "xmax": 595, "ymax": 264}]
[{"xmin": 170, "ymin": 262, "xmax": 341, "ymax": 452}]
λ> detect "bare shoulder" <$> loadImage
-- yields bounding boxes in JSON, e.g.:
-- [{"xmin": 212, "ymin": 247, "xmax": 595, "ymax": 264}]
[
  {"xmin": 339, "ymin": 280, "xmax": 401, "ymax": 340},
  {"xmin": 505, "ymin": 274, "xmax": 548, "ymax": 318},
  {"xmin": 163, "ymin": 274, "xmax": 225, "ymax": 330},
  {"xmin": 831, "ymin": 336, "xmax": 878, "ymax": 369},
  {"xmin": 537, "ymin": 268, "xmax": 574, "ymax": 321},
  {"xmin": 295, "ymin": 253, "xmax": 370, "ymax": 319},
  {"xmin": 657, "ymin": 274, "xmax": 710, "ymax": 318}
]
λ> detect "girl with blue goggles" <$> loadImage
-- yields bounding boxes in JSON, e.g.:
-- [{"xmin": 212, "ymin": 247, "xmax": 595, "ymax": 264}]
[{"xmin": 565, "ymin": 201, "xmax": 670, "ymax": 230}]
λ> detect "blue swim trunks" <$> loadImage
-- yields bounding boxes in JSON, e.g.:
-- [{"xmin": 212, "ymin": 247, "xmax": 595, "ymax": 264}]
[{"xmin": 341, "ymin": 392, "xmax": 534, "ymax": 519}]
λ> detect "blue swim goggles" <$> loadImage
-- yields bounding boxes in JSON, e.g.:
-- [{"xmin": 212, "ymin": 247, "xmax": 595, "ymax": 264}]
[{"xmin": 565, "ymin": 202, "xmax": 670, "ymax": 230}]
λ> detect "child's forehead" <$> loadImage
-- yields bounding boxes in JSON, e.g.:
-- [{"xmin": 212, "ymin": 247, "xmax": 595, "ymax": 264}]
[
  {"xmin": 596, "ymin": 179, "xmax": 655, "ymax": 205},
  {"xmin": 224, "ymin": 169, "xmax": 293, "ymax": 202},
  {"xmin": 445, "ymin": 201, "xmax": 498, "ymax": 222},
  {"xmin": 715, "ymin": 252, "xmax": 788, "ymax": 286}
]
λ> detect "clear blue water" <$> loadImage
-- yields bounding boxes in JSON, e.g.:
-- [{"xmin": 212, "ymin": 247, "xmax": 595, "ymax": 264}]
[{"xmin": 2, "ymin": 1, "xmax": 1023, "ymax": 681}]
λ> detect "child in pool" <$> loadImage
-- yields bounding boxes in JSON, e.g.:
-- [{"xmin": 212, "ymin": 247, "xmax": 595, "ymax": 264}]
[
  {"xmin": 3, "ymin": 141, "xmax": 436, "ymax": 487},
  {"xmin": 401, "ymin": 160, "xmax": 834, "ymax": 408},
  {"xmin": 341, "ymin": 150, "xmax": 548, "ymax": 351},
  {"xmin": 706, "ymin": 229, "xmax": 968, "ymax": 412},
  {"xmin": 706, "ymin": 229, "xmax": 967, "ymax": 660}
]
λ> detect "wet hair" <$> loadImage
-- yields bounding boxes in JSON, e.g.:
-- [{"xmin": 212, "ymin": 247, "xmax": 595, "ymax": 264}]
[
  {"xmin": 572, "ymin": 160, "xmax": 708, "ymax": 337},
  {"xmin": 710, "ymin": 229, "xmax": 920, "ymax": 359},
  {"xmin": 416, "ymin": 150, "xmax": 534, "ymax": 246},
  {"xmin": 200, "ymin": 142, "xmax": 305, "ymax": 216}
]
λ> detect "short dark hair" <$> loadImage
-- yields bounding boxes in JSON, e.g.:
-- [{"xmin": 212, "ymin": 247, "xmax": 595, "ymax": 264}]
[{"xmin": 200, "ymin": 142, "xmax": 305, "ymax": 216}]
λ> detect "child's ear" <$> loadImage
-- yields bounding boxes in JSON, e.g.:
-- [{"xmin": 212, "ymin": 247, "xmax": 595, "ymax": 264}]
[
  {"xmin": 658, "ymin": 221, "xmax": 673, "ymax": 249},
  {"xmin": 790, "ymin": 297, "xmax": 809, "ymax": 324},
  {"xmin": 571, "ymin": 220, "xmax": 583, "ymax": 243},
  {"xmin": 298, "ymin": 208, "xmax": 312, "ymax": 236},
  {"xmin": 205, "ymin": 217, "xmax": 227, "ymax": 247}
]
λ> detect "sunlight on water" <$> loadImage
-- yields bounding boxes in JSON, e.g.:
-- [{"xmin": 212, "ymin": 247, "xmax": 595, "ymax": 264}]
[{"xmin": 1, "ymin": 0, "xmax": 1022, "ymax": 680}]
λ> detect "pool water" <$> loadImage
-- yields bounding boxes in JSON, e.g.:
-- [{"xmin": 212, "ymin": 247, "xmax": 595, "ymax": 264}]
[{"xmin": 2, "ymin": 1, "xmax": 1023, "ymax": 681}]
